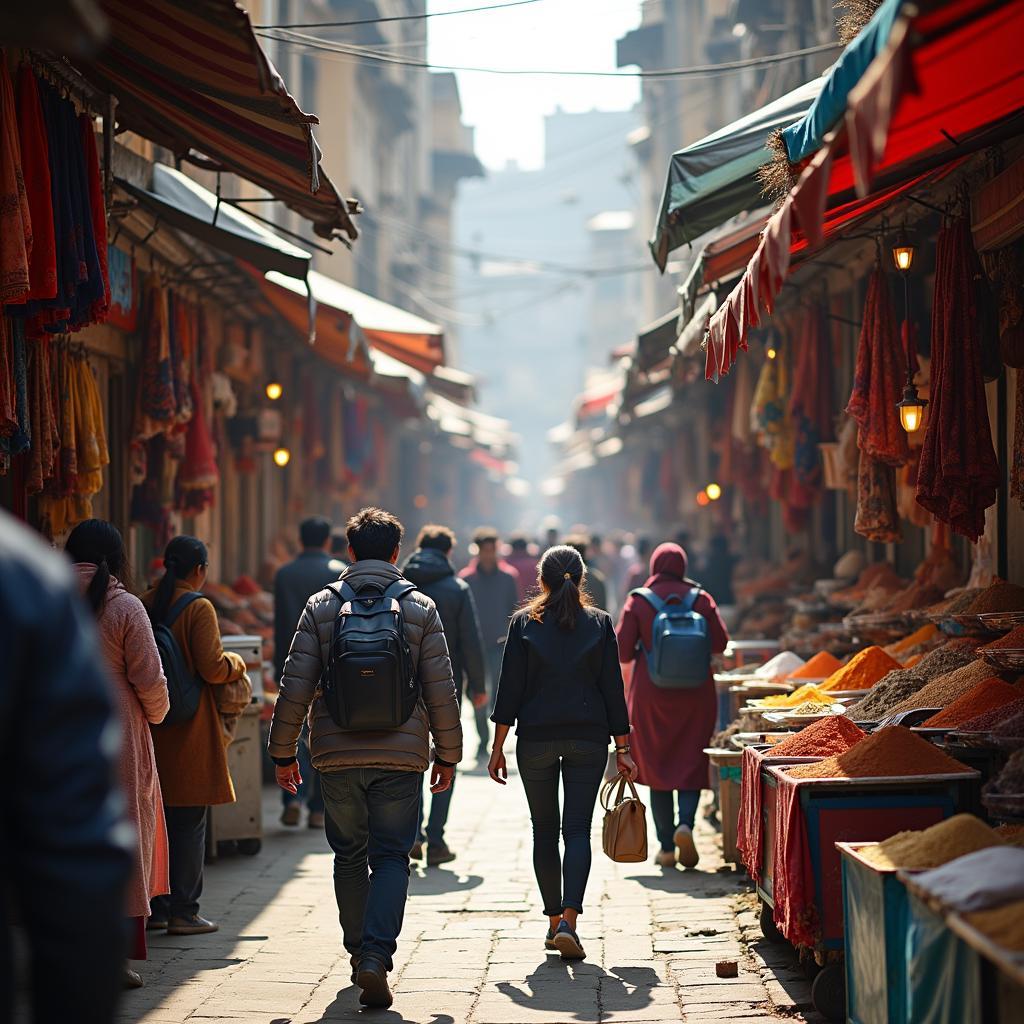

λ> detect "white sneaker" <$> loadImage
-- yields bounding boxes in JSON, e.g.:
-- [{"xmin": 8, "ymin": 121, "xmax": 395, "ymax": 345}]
[{"xmin": 674, "ymin": 825, "xmax": 699, "ymax": 868}]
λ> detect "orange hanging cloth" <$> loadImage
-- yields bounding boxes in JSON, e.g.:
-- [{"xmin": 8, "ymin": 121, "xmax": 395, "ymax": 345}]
[{"xmin": 0, "ymin": 60, "xmax": 31, "ymax": 304}]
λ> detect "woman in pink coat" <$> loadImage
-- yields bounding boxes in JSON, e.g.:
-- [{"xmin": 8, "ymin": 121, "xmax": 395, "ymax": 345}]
[
  {"xmin": 66, "ymin": 520, "xmax": 169, "ymax": 989},
  {"xmin": 616, "ymin": 542, "xmax": 729, "ymax": 870}
]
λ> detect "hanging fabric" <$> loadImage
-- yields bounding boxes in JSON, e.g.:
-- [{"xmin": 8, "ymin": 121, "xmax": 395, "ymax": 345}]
[
  {"xmin": 178, "ymin": 374, "xmax": 218, "ymax": 514},
  {"xmin": 26, "ymin": 338, "xmax": 58, "ymax": 493},
  {"xmin": 855, "ymin": 452, "xmax": 902, "ymax": 543},
  {"xmin": 788, "ymin": 303, "xmax": 834, "ymax": 509},
  {"xmin": 916, "ymin": 215, "xmax": 1000, "ymax": 541},
  {"xmin": 1011, "ymin": 370, "xmax": 1024, "ymax": 510},
  {"xmin": 0, "ymin": 59, "xmax": 31, "ymax": 304},
  {"xmin": 80, "ymin": 112, "xmax": 110, "ymax": 325},
  {"xmin": 134, "ymin": 275, "xmax": 177, "ymax": 439}
]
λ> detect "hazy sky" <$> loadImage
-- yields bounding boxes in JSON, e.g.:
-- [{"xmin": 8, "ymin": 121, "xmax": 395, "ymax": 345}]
[{"xmin": 427, "ymin": 0, "xmax": 644, "ymax": 170}]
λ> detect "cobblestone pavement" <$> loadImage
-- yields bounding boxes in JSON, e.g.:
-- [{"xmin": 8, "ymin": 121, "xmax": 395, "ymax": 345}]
[{"xmin": 123, "ymin": 752, "xmax": 825, "ymax": 1024}]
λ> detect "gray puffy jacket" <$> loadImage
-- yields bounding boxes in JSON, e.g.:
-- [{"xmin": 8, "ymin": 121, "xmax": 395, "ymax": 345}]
[{"xmin": 267, "ymin": 560, "xmax": 463, "ymax": 773}]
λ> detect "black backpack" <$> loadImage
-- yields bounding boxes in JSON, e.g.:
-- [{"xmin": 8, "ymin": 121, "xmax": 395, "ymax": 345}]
[
  {"xmin": 153, "ymin": 592, "xmax": 206, "ymax": 725},
  {"xmin": 321, "ymin": 579, "xmax": 420, "ymax": 731}
]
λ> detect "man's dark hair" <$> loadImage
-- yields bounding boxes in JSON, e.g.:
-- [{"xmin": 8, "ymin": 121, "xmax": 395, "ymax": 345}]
[
  {"xmin": 509, "ymin": 534, "xmax": 529, "ymax": 552},
  {"xmin": 300, "ymin": 516, "xmax": 331, "ymax": 549},
  {"xmin": 330, "ymin": 531, "xmax": 348, "ymax": 555},
  {"xmin": 417, "ymin": 524, "xmax": 456, "ymax": 554},
  {"xmin": 564, "ymin": 533, "xmax": 590, "ymax": 561},
  {"xmin": 473, "ymin": 526, "xmax": 499, "ymax": 546},
  {"xmin": 637, "ymin": 536, "xmax": 653, "ymax": 558},
  {"xmin": 346, "ymin": 507, "xmax": 404, "ymax": 562}
]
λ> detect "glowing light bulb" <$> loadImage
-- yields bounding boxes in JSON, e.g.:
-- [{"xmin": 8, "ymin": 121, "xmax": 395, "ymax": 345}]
[
  {"xmin": 766, "ymin": 347, "xmax": 777, "ymax": 360},
  {"xmin": 273, "ymin": 447, "xmax": 291, "ymax": 467},
  {"xmin": 265, "ymin": 381, "xmax": 283, "ymax": 401},
  {"xmin": 896, "ymin": 384, "xmax": 927, "ymax": 434},
  {"xmin": 696, "ymin": 490, "xmax": 711, "ymax": 507},
  {"xmin": 706, "ymin": 482, "xmax": 722, "ymax": 501}
]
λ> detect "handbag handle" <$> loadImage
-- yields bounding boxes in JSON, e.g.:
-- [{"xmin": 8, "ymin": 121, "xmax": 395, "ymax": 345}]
[{"xmin": 600, "ymin": 771, "xmax": 641, "ymax": 812}]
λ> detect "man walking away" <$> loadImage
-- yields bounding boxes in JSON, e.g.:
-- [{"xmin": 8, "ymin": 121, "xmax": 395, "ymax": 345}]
[
  {"xmin": 328, "ymin": 530, "xmax": 350, "ymax": 575},
  {"xmin": 268, "ymin": 507, "xmax": 462, "ymax": 1009},
  {"xmin": 402, "ymin": 525, "xmax": 487, "ymax": 866},
  {"xmin": 460, "ymin": 527, "xmax": 520, "ymax": 761},
  {"xmin": 565, "ymin": 534, "xmax": 609, "ymax": 613},
  {"xmin": 273, "ymin": 516, "xmax": 338, "ymax": 829},
  {"xmin": 505, "ymin": 534, "xmax": 538, "ymax": 603}
]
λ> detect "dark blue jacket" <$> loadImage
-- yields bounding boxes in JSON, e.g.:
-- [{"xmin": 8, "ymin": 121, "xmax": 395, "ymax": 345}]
[{"xmin": 274, "ymin": 549, "xmax": 341, "ymax": 679}]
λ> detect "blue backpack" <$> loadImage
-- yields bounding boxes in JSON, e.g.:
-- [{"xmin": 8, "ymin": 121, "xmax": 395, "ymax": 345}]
[{"xmin": 632, "ymin": 587, "xmax": 711, "ymax": 689}]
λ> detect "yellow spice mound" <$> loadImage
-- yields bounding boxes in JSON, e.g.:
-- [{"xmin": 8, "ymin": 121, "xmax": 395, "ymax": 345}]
[
  {"xmin": 860, "ymin": 814, "xmax": 1004, "ymax": 869},
  {"xmin": 964, "ymin": 899, "xmax": 1024, "ymax": 952},
  {"xmin": 754, "ymin": 683, "xmax": 832, "ymax": 708}
]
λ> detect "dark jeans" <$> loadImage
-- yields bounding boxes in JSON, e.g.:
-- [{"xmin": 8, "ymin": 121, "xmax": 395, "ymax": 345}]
[
  {"xmin": 516, "ymin": 738, "xmax": 607, "ymax": 917},
  {"xmin": 418, "ymin": 768, "xmax": 455, "ymax": 846},
  {"xmin": 281, "ymin": 726, "xmax": 324, "ymax": 813},
  {"xmin": 321, "ymin": 768, "xmax": 420, "ymax": 972},
  {"xmin": 150, "ymin": 804, "xmax": 207, "ymax": 920},
  {"xmin": 650, "ymin": 789, "xmax": 701, "ymax": 852},
  {"xmin": 475, "ymin": 646, "xmax": 504, "ymax": 752}
]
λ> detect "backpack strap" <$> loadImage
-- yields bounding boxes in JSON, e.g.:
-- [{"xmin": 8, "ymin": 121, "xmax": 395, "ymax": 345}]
[
  {"xmin": 383, "ymin": 580, "xmax": 417, "ymax": 604},
  {"xmin": 164, "ymin": 591, "xmax": 205, "ymax": 627},
  {"xmin": 678, "ymin": 587, "xmax": 702, "ymax": 614},
  {"xmin": 630, "ymin": 587, "xmax": 665, "ymax": 614}
]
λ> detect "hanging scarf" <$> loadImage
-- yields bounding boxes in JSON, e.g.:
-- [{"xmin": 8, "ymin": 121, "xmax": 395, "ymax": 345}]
[
  {"xmin": 855, "ymin": 451, "xmax": 902, "ymax": 543},
  {"xmin": 15, "ymin": 64, "xmax": 56, "ymax": 302},
  {"xmin": 26, "ymin": 338, "xmax": 59, "ymax": 493},
  {"xmin": 1011, "ymin": 369, "xmax": 1024, "ymax": 510},
  {"xmin": 752, "ymin": 341, "xmax": 794, "ymax": 470},
  {"xmin": 788, "ymin": 303, "xmax": 834, "ymax": 507},
  {"xmin": 80, "ymin": 112, "xmax": 109, "ymax": 324},
  {"xmin": 134, "ymin": 276, "xmax": 176, "ymax": 439},
  {"xmin": 0, "ymin": 59, "xmax": 31, "ymax": 304},
  {"xmin": 846, "ymin": 263, "xmax": 910, "ymax": 466},
  {"xmin": 178, "ymin": 374, "xmax": 218, "ymax": 512},
  {"xmin": 916, "ymin": 215, "xmax": 1000, "ymax": 540}
]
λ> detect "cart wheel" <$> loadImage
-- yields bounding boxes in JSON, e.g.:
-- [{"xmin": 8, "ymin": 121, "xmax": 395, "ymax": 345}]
[
  {"xmin": 237, "ymin": 838, "xmax": 262, "ymax": 856},
  {"xmin": 811, "ymin": 962, "xmax": 845, "ymax": 1022},
  {"xmin": 800, "ymin": 956, "xmax": 822, "ymax": 981},
  {"xmin": 758, "ymin": 901, "xmax": 784, "ymax": 944}
]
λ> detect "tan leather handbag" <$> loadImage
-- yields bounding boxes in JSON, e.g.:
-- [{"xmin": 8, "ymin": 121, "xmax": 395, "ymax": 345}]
[{"xmin": 601, "ymin": 772, "xmax": 648, "ymax": 863}]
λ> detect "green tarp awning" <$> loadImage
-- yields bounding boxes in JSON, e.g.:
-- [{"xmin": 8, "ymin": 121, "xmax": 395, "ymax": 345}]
[{"xmin": 649, "ymin": 76, "xmax": 824, "ymax": 271}]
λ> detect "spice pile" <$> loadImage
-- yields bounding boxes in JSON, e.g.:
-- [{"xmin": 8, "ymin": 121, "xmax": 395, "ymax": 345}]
[
  {"xmin": 995, "ymin": 824, "xmax": 1024, "ymax": 847},
  {"xmin": 885, "ymin": 660, "xmax": 1004, "ymax": 717},
  {"xmin": 784, "ymin": 701, "xmax": 839, "ymax": 717},
  {"xmin": 755, "ymin": 683, "xmax": 833, "ymax": 708},
  {"xmin": 846, "ymin": 669, "xmax": 926, "ymax": 721},
  {"xmin": 979, "ymin": 625, "xmax": 1024, "ymax": 652},
  {"xmin": 820, "ymin": 645, "xmax": 900, "ymax": 692},
  {"xmin": 770, "ymin": 716, "xmax": 866, "ymax": 757},
  {"xmin": 966, "ymin": 581, "xmax": 1024, "ymax": 615},
  {"xmin": 991, "ymin": 708, "xmax": 1024, "ymax": 737},
  {"xmin": 755, "ymin": 651, "xmax": 806, "ymax": 680},
  {"xmin": 985, "ymin": 749, "xmax": 1024, "ymax": 796},
  {"xmin": 886, "ymin": 624, "xmax": 941, "ymax": 662},
  {"xmin": 926, "ymin": 588, "xmax": 983, "ymax": 617},
  {"xmin": 920, "ymin": 679, "xmax": 1022, "ymax": 728},
  {"xmin": 914, "ymin": 639, "xmax": 984, "ymax": 679},
  {"xmin": 860, "ymin": 814, "xmax": 1005, "ymax": 869},
  {"xmin": 787, "ymin": 650, "xmax": 843, "ymax": 681},
  {"xmin": 786, "ymin": 726, "xmax": 972, "ymax": 779},
  {"xmin": 964, "ymin": 900, "xmax": 1024, "ymax": 951}
]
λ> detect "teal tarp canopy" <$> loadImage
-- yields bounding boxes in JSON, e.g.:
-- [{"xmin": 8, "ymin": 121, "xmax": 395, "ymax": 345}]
[
  {"xmin": 781, "ymin": 0, "xmax": 904, "ymax": 163},
  {"xmin": 650, "ymin": 76, "xmax": 824, "ymax": 271}
]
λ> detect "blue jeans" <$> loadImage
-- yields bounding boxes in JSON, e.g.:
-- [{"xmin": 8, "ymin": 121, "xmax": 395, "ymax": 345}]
[
  {"xmin": 650, "ymin": 789, "xmax": 701, "ymax": 852},
  {"xmin": 516, "ymin": 738, "xmax": 607, "ymax": 917},
  {"xmin": 321, "ymin": 768, "xmax": 421, "ymax": 972},
  {"xmin": 281, "ymin": 726, "xmax": 324, "ymax": 813},
  {"xmin": 417, "ymin": 769, "xmax": 455, "ymax": 846}
]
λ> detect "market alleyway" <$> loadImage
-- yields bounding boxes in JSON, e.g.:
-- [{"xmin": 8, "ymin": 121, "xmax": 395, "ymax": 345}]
[{"xmin": 123, "ymin": 751, "xmax": 826, "ymax": 1024}]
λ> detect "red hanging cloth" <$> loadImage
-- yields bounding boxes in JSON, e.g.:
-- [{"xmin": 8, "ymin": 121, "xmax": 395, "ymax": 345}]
[
  {"xmin": 915, "ymin": 215, "xmax": 1000, "ymax": 541},
  {"xmin": 0, "ymin": 61, "xmax": 31, "ymax": 304}
]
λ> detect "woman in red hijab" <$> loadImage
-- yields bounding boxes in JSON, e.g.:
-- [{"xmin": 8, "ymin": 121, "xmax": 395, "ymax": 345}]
[{"xmin": 616, "ymin": 542, "xmax": 729, "ymax": 868}]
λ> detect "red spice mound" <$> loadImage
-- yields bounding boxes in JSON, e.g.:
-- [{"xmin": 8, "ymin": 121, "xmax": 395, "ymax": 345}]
[
  {"xmin": 966, "ymin": 581, "xmax": 1024, "ymax": 615},
  {"xmin": 980, "ymin": 626, "xmax": 1024, "ymax": 652},
  {"xmin": 769, "ymin": 715, "xmax": 867, "ymax": 757},
  {"xmin": 921, "ymin": 679, "xmax": 1023, "ymax": 727},
  {"xmin": 786, "ymin": 726, "xmax": 973, "ymax": 779},
  {"xmin": 958, "ymin": 697, "xmax": 1024, "ymax": 733},
  {"xmin": 992, "ymin": 709, "xmax": 1024, "ymax": 738}
]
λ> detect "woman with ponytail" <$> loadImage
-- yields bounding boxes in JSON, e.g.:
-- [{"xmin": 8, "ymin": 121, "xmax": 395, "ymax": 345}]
[
  {"xmin": 142, "ymin": 536, "xmax": 247, "ymax": 937},
  {"xmin": 488, "ymin": 545, "xmax": 634, "ymax": 961},
  {"xmin": 66, "ymin": 520, "xmax": 170, "ymax": 988}
]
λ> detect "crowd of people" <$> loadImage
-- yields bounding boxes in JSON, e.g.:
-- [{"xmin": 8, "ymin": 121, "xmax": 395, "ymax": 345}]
[{"xmin": 1, "ymin": 502, "xmax": 738, "ymax": 1018}]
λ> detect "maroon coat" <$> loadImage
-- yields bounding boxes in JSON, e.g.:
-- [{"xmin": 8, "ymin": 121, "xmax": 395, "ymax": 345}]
[{"xmin": 616, "ymin": 543, "xmax": 729, "ymax": 791}]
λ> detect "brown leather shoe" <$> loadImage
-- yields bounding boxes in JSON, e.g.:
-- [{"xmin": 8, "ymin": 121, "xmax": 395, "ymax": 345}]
[
  {"xmin": 167, "ymin": 915, "xmax": 218, "ymax": 936},
  {"xmin": 356, "ymin": 958, "xmax": 393, "ymax": 1008},
  {"xmin": 426, "ymin": 842, "xmax": 456, "ymax": 867},
  {"xmin": 280, "ymin": 804, "xmax": 301, "ymax": 827}
]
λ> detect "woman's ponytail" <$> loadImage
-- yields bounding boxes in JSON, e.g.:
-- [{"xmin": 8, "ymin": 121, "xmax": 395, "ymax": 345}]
[
  {"xmin": 523, "ymin": 545, "xmax": 590, "ymax": 630},
  {"xmin": 151, "ymin": 536, "xmax": 208, "ymax": 624},
  {"xmin": 65, "ymin": 519, "xmax": 131, "ymax": 616}
]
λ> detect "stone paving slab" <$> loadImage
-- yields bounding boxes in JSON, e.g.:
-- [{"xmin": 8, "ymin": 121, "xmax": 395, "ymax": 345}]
[{"xmin": 110, "ymin": 740, "xmax": 816, "ymax": 1024}]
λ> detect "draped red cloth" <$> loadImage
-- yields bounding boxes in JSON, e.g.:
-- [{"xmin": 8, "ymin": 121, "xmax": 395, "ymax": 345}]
[
  {"xmin": 788, "ymin": 304, "xmax": 834, "ymax": 509},
  {"xmin": 81, "ymin": 113, "xmax": 110, "ymax": 323},
  {"xmin": 15, "ymin": 64, "xmax": 56, "ymax": 302},
  {"xmin": 915, "ymin": 215, "xmax": 1000, "ymax": 541},
  {"xmin": 0, "ymin": 62, "xmax": 31, "ymax": 304},
  {"xmin": 737, "ymin": 745, "xmax": 767, "ymax": 880}
]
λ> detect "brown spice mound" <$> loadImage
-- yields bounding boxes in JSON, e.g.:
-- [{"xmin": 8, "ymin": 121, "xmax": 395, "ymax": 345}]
[
  {"xmin": 959, "ymin": 698, "xmax": 1024, "ymax": 733},
  {"xmin": 886, "ymin": 660, "xmax": 999, "ymax": 718},
  {"xmin": 966, "ymin": 581, "xmax": 1024, "ymax": 615},
  {"xmin": 860, "ymin": 814, "xmax": 1004, "ymax": 869},
  {"xmin": 919, "ymin": 678, "xmax": 1021, "ymax": 727},
  {"xmin": 786, "ymin": 726, "xmax": 972, "ymax": 779},
  {"xmin": 980, "ymin": 625, "xmax": 1024, "ymax": 652},
  {"xmin": 986, "ymin": 749, "xmax": 1024, "ymax": 795},
  {"xmin": 964, "ymin": 899, "xmax": 1024, "ymax": 952},
  {"xmin": 927, "ymin": 588, "xmax": 983, "ymax": 617},
  {"xmin": 915, "ymin": 639, "xmax": 983, "ymax": 680},
  {"xmin": 847, "ymin": 669, "xmax": 926, "ymax": 721},
  {"xmin": 769, "ymin": 716, "xmax": 866, "ymax": 757},
  {"xmin": 991, "ymin": 708, "xmax": 1024, "ymax": 737},
  {"xmin": 995, "ymin": 824, "xmax": 1024, "ymax": 847}
]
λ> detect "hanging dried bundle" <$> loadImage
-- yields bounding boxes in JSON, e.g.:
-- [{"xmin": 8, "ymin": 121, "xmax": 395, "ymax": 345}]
[
  {"xmin": 757, "ymin": 128, "xmax": 799, "ymax": 208},
  {"xmin": 835, "ymin": 0, "xmax": 884, "ymax": 45}
]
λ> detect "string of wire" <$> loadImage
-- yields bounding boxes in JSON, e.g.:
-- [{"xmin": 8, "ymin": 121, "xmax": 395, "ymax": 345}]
[{"xmin": 254, "ymin": 0, "xmax": 545, "ymax": 30}]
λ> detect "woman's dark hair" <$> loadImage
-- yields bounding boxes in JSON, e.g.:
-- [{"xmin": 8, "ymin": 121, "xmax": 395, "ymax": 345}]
[
  {"xmin": 150, "ymin": 535, "xmax": 208, "ymax": 624},
  {"xmin": 523, "ymin": 545, "xmax": 591, "ymax": 630},
  {"xmin": 65, "ymin": 519, "xmax": 133, "ymax": 615}
]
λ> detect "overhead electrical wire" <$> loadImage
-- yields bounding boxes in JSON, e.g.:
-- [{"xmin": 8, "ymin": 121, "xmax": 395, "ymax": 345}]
[
  {"xmin": 254, "ymin": 0, "xmax": 545, "ymax": 30},
  {"xmin": 254, "ymin": 31, "xmax": 843, "ymax": 78}
]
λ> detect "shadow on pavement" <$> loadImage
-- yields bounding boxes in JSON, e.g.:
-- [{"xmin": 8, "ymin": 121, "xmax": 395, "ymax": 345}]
[
  {"xmin": 625, "ymin": 869, "xmax": 745, "ymax": 897},
  {"xmin": 407, "ymin": 869, "xmax": 483, "ymax": 896},
  {"xmin": 289, "ymin": 988, "xmax": 457, "ymax": 1024}
]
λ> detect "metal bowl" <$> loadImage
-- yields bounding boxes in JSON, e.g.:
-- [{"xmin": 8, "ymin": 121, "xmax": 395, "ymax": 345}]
[
  {"xmin": 975, "ymin": 647, "xmax": 1024, "ymax": 672},
  {"xmin": 976, "ymin": 611, "xmax": 1024, "ymax": 633}
]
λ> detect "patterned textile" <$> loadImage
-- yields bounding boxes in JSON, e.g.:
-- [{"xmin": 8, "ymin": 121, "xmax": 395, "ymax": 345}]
[
  {"xmin": 1012, "ymin": 369, "xmax": 1024, "ymax": 510},
  {"xmin": 0, "ymin": 59, "xmax": 31, "ymax": 304},
  {"xmin": 133, "ymin": 276, "xmax": 176, "ymax": 439},
  {"xmin": 15, "ymin": 63, "xmax": 55, "ymax": 302},
  {"xmin": 855, "ymin": 450, "xmax": 902, "ymax": 543},
  {"xmin": 788, "ymin": 303, "xmax": 834, "ymax": 508}
]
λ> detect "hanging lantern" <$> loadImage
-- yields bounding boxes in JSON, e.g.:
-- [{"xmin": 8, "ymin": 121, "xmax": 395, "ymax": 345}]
[
  {"xmin": 766, "ymin": 346, "xmax": 777, "ymax": 360},
  {"xmin": 705, "ymin": 482, "xmax": 722, "ymax": 501},
  {"xmin": 265, "ymin": 381, "xmax": 283, "ymax": 401},
  {"xmin": 272, "ymin": 446, "xmax": 291, "ymax": 467},
  {"xmin": 891, "ymin": 227, "xmax": 916, "ymax": 273},
  {"xmin": 896, "ymin": 383, "xmax": 928, "ymax": 433},
  {"xmin": 696, "ymin": 490, "xmax": 711, "ymax": 507}
]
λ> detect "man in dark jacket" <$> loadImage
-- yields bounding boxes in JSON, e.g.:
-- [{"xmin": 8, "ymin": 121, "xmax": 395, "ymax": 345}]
[
  {"xmin": 0, "ymin": 510, "xmax": 132, "ymax": 1024},
  {"xmin": 273, "ymin": 515, "xmax": 337, "ymax": 828},
  {"xmin": 402, "ymin": 525, "xmax": 487, "ymax": 865},
  {"xmin": 566, "ymin": 534, "xmax": 609, "ymax": 614},
  {"xmin": 459, "ymin": 527, "xmax": 520, "ymax": 760}
]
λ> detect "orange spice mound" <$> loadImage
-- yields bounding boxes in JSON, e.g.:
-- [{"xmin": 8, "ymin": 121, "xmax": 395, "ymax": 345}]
[
  {"xmin": 788, "ymin": 650, "xmax": 844, "ymax": 680},
  {"xmin": 920, "ymin": 678, "xmax": 1023, "ymax": 728},
  {"xmin": 786, "ymin": 726, "xmax": 973, "ymax": 779},
  {"xmin": 769, "ymin": 715, "xmax": 866, "ymax": 757},
  {"xmin": 888, "ymin": 624, "xmax": 940, "ymax": 656},
  {"xmin": 821, "ymin": 646, "xmax": 901, "ymax": 692},
  {"xmin": 903, "ymin": 653, "xmax": 924, "ymax": 668}
]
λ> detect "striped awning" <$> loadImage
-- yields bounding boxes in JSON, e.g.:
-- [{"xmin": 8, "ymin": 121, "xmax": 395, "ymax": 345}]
[{"xmin": 82, "ymin": 0, "xmax": 357, "ymax": 241}]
